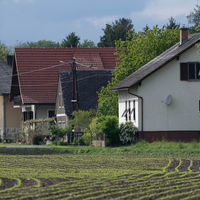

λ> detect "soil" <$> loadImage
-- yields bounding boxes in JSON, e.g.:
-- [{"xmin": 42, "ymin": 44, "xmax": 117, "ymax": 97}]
[{"xmin": 1, "ymin": 160, "xmax": 200, "ymax": 200}]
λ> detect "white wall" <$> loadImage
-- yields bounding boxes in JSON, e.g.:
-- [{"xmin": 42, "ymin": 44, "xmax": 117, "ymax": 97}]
[
  {"xmin": 119, "ymin": 45, "xmax": 200, "ymax": 131},
  {"xmin": 118, "ymin": 91, "xmax": 139, "ymax": 127},
  {"xmin": 36, "ymin": 105, "xmax": 55, "ymax": 119}
]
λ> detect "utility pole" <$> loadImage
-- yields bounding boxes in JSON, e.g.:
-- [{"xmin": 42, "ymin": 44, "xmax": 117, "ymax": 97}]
[{"xmin": 71, "ymin": 58, "xmax": 79, "ymax": 112}]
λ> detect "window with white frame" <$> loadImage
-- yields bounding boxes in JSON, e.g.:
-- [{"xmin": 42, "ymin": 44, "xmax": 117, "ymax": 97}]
[
  {"xmin": 23, "ymin": 111, "xmax": 33, "ymax": 121},
  {"xmin": 122, "ymin": 100, "xmax": 136, "ymax": 122}
]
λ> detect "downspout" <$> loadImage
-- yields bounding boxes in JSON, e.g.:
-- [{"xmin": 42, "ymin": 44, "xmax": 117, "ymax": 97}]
[
  {"xmin": 2, "ymin": 95, "xmax": 6, "ymax": 140},
  {"xmin": 127, "ymin": 89, "xmax": 144, "ymax": 133}
]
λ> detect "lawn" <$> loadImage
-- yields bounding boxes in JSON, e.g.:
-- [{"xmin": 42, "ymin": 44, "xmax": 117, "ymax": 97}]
[{"xmin": 0, "ymin": 142, "xmax": 200, "ymax": 199}]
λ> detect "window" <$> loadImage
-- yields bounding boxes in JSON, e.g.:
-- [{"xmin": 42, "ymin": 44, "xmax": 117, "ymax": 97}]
[
  {"xmin": 48, "ymin": 110, "xmax": 55, "ymax": 118},
  {"xmin": 131, "ymin": 100, "xmax": 136, "ymax": 121},
  {"xmin": 199, "ymin": 100, "xmax": 200, "ymax": 113},
  {"xmin": 122, "ymin": 100, "xmax": 136, "ymax": 122},
  {"xmin": 180, "ymin": 62, "xmax": 200, "ymax": 80},
  {"xmin": 23, "ymin": 111, "xmax": 33, "ymax": 121}
]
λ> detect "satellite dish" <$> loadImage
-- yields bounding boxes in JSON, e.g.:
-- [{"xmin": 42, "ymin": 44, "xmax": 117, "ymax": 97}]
[{"xmin": 164, "ymin": 94, "xmax": 172, "ymax": 105}]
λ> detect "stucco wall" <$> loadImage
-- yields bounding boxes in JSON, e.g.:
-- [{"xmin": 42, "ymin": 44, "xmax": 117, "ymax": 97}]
[
  {"xmin": 36, "ymin": 105, "xmax": 55, "ymax": 119},
  {"xmin": 55, "ymin": 80, "xmax": 68, "ymax": 127},
  {"xmin": 5, "ymin": 96, "xmax": 21, "ymax": 128},
  {"xmin": 119, "ymin": 45, "xmax": 200, "ymax": 132}
]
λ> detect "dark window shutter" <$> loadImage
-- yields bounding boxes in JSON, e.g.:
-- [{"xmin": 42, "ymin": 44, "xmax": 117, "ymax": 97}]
[{"xmin": 180, "ymin": 63, "xmax": 188, "ymax": 80}]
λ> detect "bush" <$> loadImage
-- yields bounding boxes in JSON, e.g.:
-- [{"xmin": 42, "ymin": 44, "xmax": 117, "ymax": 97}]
[
  {"xmin": 3, "ymin": 138, "xmax": 13, "ymax": 143},
  {"xmin": 72, "ymin": 137, "xmax": 84, "ymax": 145},
  {"xmin": 80, "ymin": 118, "xmax": 98, "ymax": 146},
  {"xmin": 119, "ymin": 122, "xmax": 139, "ymax": 145},
  {"xmin": 52, "ymin": 141, "xmax": 68, "ymax": 146},
  {"xmin": 32, "ymin": 134, "xmax": 44, "ymax": 145},
  {"xmin": 49, "ymin": 125, "xmax": 71, "ymax": 140},
  {"xmin": 97, "ymin": 115, "xmax": 120, "ymax": 146},
  {"xmin": 68, "ymin": 109, "xmax": 96, "ymax": 131},
  {"xmin": 81, "ymin": 131, "xmax": 92, "ymax": 145}
]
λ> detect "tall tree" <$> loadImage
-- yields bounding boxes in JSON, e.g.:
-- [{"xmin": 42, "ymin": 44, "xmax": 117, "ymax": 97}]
[
  {"xmin": 187, "ymin": 5, "xmax": 200, "ymax": 27},
  {"xmin": 187, "ymin": 5, "xmax": 200, "ymax": 33},
  {"xmin": 61, "ymin": 32, "xmax": 80, "ymax": 47},
  {"xmin": 98, "ymin": 18, "xmax": 135, "ymax": 47},
  {"xmin": 0, "ymin": 41, "xmax": 11, "ymax": 61},
  {"xmin": 79, "ymin": 40, "xmax": 96, "ymax": 47},
  {"xmin": 17, "ymin": 40, "xmax": 60, "ymax": 48},
  {"xmin": 166, "ymin": 17, "xmax": 180, "ymax": 29},
  {"xmin": 97, "ymin": 26, "xmax": 179, "ymax": 117}
]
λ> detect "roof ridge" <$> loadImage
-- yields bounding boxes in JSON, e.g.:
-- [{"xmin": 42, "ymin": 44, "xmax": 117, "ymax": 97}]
[{"xmin": 112, "ymin": 33, "xmax": 200, "ymax": 90}]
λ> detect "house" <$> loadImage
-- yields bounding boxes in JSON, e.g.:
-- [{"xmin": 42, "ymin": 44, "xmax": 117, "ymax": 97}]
[
  {"xmin": 112, "ymin": 28, "xmax": 200, "ymax": 142},
  {"xmin": 10, "ymin": 48, "xmax": 116, "ymax": 123},
  {"xmin": 56, "ymin": 70, "xmax": 112, "ymax": 126},
  {"xmin": 0, "ymin": 58, "xmax": 21, "ymax": 141}
]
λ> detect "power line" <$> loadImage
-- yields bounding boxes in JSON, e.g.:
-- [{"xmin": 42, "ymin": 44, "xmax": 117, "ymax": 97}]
[
  {"xmin": 10, "ymin": 73, "xmax": 113, "ymax": 87},
  {"xmin": 0, "ymin": 60, "xmax": 99, "ymax": 80}
]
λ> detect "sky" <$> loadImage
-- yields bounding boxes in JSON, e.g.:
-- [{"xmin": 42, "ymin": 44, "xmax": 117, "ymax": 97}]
[{"xmin": 0, "ymin": 0, "xmax": 199, "ymax": 47}]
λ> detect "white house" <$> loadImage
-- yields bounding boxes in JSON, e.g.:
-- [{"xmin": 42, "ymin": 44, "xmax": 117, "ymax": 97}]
[{"xmin": 112, "ymin": 28, "xmax": 200, "ymax": 141}]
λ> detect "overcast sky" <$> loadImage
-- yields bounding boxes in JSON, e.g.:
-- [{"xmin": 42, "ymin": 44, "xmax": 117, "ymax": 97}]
[{"xmin": 0, "ymin": 0, "xmax": 199, "ymax": 46}]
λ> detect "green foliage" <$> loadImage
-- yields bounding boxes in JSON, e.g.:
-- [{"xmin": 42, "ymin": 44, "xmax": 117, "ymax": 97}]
[
  {"xmin": 3, "ymin": 138, "xmax": 13, "ymax": 143},
  {"xmin": 68, "ymin": 109, "xmax": 96, "ymax": 131},
  {"xmin": 49, "ymin": 124, "xmax": 70, "ymax": 140},
  {"xmin": 119, "ymin": 122, "xmax": 139, "ymax": 145},
  {"xmin": 61, "ymin": 32, "xmax": 80, "ymax": 47},
  {"xmin": 79, "ymin": 39, "xmax": 96, "ymax": 47},
  {"xmin": 98, "ymin": 18, "xmax": 135, "ymax": 47},
  {"xmin": 97, "ymin": 26, "xmax": 179, "ymax": 117},
  {"xmin": 80, "ymin": 118, "xmax": 98, "ymax": 146},
  {"xmin": 187, "ymin": 5, "xmax": 200, "ymax": 27},
  {"xmin": 21, "ymin": 118, "xmax": 55, "ymax": 144},
  {"xmin": 166, "ymin": 17, "xmax": 180, "ymax": 29},
  {"xmin": 0, "ymin": 41, "xmax": 11, "ymax": 61},
  {"xmin": 52, "ymin": 141, "xmax": 68, "ymax": 146},
  {"xmin": 81, "ymin": 131, "xmax": 92, "ymax": 145},
  {"xmin": 32, "ymin": 134, "xmax": 44, "ymax": 145},
  {"xmin": 97, "ymin": 115, "xmax": 119, "ymax": 146},
  {"xmin": 16, "ymin": 40, "xmax": 60, "ymax": 48}
]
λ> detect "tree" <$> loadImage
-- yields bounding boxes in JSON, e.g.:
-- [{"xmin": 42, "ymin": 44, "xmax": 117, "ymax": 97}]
[
  {"xmin": 97, "ymin": 26, "xmax": 179, "ymax": 117},
  {"xmin": 0, "ymin": 41, "xmax": 11, "ymax": 61},
  {"xmin": 68, "ymin": 109, "xmax": 96, "ymax": 131},
  {"xmin": 79, "ymin": 40, "xmax": 96, "ymax": 47},
  {"xmin": 17, "ymin": 40, "xmax": 60, "ymax": 48},
  {"xmin": 166, "ymin": 17, "xmax": 180, "ymax": 29},
  {"xmin": 98, "ymin": 18, "xmax": 135, "ymax": 47},
  {"xmin": 61, "ymin": 32, "xmax": 80, "ymax": 47},
  {"xmin": 187, "ymin": 5, "xmax": 200, "ymax": 27}
]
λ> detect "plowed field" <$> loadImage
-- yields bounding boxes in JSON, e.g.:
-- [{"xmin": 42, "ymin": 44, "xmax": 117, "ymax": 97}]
[{"xmin": 0, "ymin": 153, "xmax": 199, "ymax": 199}]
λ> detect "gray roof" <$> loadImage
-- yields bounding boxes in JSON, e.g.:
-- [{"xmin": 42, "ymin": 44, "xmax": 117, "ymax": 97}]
[
  {"xmin": 60, "ymin": 70, "xmax": 112, "ymax": 115},
  {"xmin": 112, "ymin": 33, "xmax": 200, "ymax": 90},
  {"xmin": 0, "ymin": 60, "xmax": 12, "ymax": 94}
]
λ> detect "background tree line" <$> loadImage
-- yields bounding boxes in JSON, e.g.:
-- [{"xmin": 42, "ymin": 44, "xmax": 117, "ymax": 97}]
[
  {"xmin": 0, "ymin": 5, "xmax": 200, "ymax": 119},
  {"xmin": 1, "ymin": 3, "xmax": 200, "ymax": 61}
]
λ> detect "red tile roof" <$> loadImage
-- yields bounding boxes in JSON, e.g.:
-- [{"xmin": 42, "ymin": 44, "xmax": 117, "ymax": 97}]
[{"xmin": 14, "ymin": 48, "xmax": 116, "ymax": 104}]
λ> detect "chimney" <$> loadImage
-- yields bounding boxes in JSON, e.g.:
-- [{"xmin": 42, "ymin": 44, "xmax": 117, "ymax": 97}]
[{"xmin": 180, "ymin": 27, "xmax": 189, "ymax": 45}]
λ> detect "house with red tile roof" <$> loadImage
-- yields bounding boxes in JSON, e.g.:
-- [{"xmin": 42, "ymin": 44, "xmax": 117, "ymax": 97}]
[
  {"xmin": 0, "ymin": 58, "xmax": 21, "ymax": 141},
  {"xmin": 10, "ymin": 48, "xmax": 116, "ymax": 123}
]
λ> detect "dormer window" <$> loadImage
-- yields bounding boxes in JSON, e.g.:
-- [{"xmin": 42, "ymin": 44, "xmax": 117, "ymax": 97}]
[{"xmin": 180, "ymin": 62, "xmax": 200, "ymax": 80}]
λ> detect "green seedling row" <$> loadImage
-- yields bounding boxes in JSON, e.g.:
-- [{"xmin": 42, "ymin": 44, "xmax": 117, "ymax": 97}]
[{"xmin": 0, "ymin": 154, "xmax": 199, "ymax": 199}]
